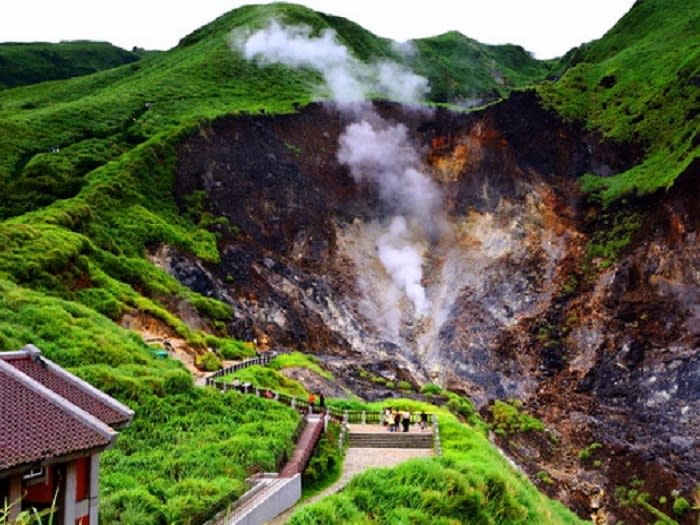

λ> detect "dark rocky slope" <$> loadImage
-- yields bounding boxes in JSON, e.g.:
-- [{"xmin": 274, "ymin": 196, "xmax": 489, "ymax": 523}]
[{"xmin": 166, "ymin": 94, "xmax": 697, "ymax": 523}]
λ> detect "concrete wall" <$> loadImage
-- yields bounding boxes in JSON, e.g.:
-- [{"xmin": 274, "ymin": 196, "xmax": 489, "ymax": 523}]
[{"xmin": 235, "ymin": 474, "xmax": 301, "ymax": 525}]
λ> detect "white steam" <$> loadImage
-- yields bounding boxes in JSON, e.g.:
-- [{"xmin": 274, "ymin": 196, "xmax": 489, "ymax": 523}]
[
  {"xmin": 231, "ymin": 20, "xmax": 429, "ymax": 104},
  {"xmin": 377, "ymin": 217, "xmax": 429, "ymax": 314},
  {"xmin": 337, "ymin": 120, "xmax": 441, "ymax": 227},
  {"xmin": 232, "ymin": 19, "xmax": 442, "ymax": 327},
  {"xmin": 338, "ymin": 117, "xmax": 443, "ymax": 316}
]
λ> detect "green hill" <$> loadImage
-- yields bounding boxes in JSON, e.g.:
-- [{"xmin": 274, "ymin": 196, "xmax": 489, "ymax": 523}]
[
  {"xmin": 411, "ymin": 30, "xmax": 551, "ymax": 104},
  {"xmin": 0, "ymin": 40, "xmax": 142, "ymax": 89},
  {"xmin": 0, "ymin": 0, "xmax": 695, "ymax": 523},
  {"xmin": 538, "ymin": 0, "xmax": 699, "ymax": 202}
]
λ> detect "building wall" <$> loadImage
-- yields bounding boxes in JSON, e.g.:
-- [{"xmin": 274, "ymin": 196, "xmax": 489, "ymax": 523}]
[
  {"xmin": 24, "ymin": 464, "xmax": 56, "ymax": 505},
  {"xmin": 0, "ymin": 453, "xmax": 100, "ymax": 525}
]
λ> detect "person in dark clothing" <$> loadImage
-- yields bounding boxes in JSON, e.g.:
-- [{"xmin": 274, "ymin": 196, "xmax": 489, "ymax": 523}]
[
  {"xmin": 420, "ymin": 411, "xmax": 428, "ymax": 431},
  {"xmin": 401, "ymin": 410, "xmax": 410, "ymax": 432},
  {"xmin": 319, "ymin": 394, "xmax": 325, "ymax": 411},
  {"xmin": 393, "ymin": 411, "xmax": 401, "ymax": 433}
]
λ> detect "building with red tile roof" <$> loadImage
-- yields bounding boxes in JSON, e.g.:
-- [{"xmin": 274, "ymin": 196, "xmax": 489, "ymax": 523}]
[{"xmin": 0, "ymin": 344, "xmax": 133, "ymax": 524}]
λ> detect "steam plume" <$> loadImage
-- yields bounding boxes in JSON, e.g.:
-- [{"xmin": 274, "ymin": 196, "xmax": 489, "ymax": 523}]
[
  {"xmin": 230, "ymin": 20, "xmax": 429, "ymax": 104},
  {"xmin": 232, "ymin": 20, "xmax": 442, "ymax": 324},
  {"xmin": 338, "ymin": 117, "xmax": 443, "ymax": 316},
  {"xmin": 377, "ymin": 217, "xmax": 429, "ymax": 314}
]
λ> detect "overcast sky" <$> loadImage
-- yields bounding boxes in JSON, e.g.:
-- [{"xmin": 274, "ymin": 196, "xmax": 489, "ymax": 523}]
[{"xmin": 0, "ymin": 0, "xmax": 635, "ymax": 59}]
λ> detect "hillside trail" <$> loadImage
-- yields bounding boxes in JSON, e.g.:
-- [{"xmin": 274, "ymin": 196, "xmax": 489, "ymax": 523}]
[{"xmin": 266, "ymin": 444, "xmax": 433, "ymax": 524}]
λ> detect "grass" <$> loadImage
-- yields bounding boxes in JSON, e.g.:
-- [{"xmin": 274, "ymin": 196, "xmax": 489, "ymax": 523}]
[
  {"xmin": 0, "ymin": 1, "xmax": 694, "ymax": 523},
  {"xmin": 0, "ymin": 41, "xmax": 141, "ymax": 89},
  {"xmin": 0, "ymin": 276, "xmax": 300, "ymax": 525},
  {"xmin": 288, "ymin": 398, "xmax": 585, "ymax": 525},
  {"xmin": 489, "ymin": 399, "xmax": 546, "ymax": 437},
  {"xmin": 410, "ymin": 31, "xmax": 552, "ymax": 104},
  {"xmin": 301, "ymin": 421, "xmax": 344, "ymax": 497},
  {"xmin": 216, "ymin": 351, "xmax": 333, "ymax": 397},
  {"xmin": 537, "ymin": 0, "xmax": 699, "ymax": 204},
  {"xmin": 100, "ymin": 389, "xmax": 299, "ymax": 525},
  {"xmin": 268, "ymin": 351, "xmax": 334, "ymax": 380},
  {"xmin": 219, "ymin": 364, "xmax": 309, "ymax": 398}
]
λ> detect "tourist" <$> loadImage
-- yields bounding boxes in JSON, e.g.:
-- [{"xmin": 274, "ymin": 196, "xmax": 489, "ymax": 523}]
[
  {"xmin": 383, "ymin": 407, "xmax": 391, "ymax": 428},
  {"xmin": 393, "ymin": 410, "xmax": 401, "ymax": 433},
  {"xmin": 420, "ymin": 411, "xmax": 428, "ymax": 431},
  {"xmin": 401, "ymin": 410, "xmax": 411, "ymax": 432}
]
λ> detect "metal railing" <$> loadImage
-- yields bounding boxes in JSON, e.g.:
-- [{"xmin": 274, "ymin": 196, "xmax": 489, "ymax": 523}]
[
  {"xmin": 432, "ymin": 415, "xmax": 442, "ymax": 456},
  {"xmin": 205, "ymin": 353, "xmax": 278, "ymax": 385}
]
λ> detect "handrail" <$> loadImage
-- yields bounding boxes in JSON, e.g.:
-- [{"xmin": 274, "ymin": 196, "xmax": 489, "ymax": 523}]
[
  {"xmin": 432, "ymin": 414, "xmax": 442, "ymax": 456},
  {"xmin": 205, "ymin": 351, "xmax": 286, "ymax": 384},
  {"xmin": 208, "ymin": 381, "xmax": 436, "ymax": 427}
]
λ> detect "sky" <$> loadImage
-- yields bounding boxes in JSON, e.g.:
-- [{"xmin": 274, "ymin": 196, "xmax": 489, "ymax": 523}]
[{"xmin": 0, "ymin": 0, "xmax": 636, "ymax": 59}]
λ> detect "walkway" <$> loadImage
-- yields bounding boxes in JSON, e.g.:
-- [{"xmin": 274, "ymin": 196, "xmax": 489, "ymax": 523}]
[{"xmin": 266, "ymin": 424, "xmax": 433, "ymax": 524}]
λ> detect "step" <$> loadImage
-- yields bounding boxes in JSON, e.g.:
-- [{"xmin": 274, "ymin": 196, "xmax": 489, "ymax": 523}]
[{"xmin": 348, "ymin": 432, "xmax": 433, "ymax": 449}]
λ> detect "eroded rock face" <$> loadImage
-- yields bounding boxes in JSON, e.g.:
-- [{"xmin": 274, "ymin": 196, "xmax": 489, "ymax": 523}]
[{"xmin": 171, "ymin": 95, "xmax": 697, "ymax": 524}]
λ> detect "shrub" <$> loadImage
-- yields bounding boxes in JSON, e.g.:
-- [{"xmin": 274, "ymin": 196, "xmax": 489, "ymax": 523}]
[
  {"xmin": 163, "ymin": 370, "xmax": 193, "ymax": 393},
  {"xmin": 269, "ymin": 351, "xmax": 333, "ymax": 380},
  {"xmin": 217, "ymin": 339, "xmax": 255, "ymax": 360},
  {"xmin": 196, "ymin": 351, "xmax": 222, "ymax": 371},
  {"xmin": 100, "ymin": 488, "xmax": 164, "ymax": 525},
  {"xmin": 536, "ymin": 470, "xmax": 555, "ymax": 485},
  {"xmin": 672, "ymin": 496, "xmax": 690, "ymax": 515},
  {"xmin": 420, "ymin": 383, "xmax": 443, "ymax": 395},
  {"xmin": 578, "ymin": 442, "xmax": 603, "ymax": 461},
  {"xmin": 489, "ymin": 399, "xmax": 545, "ymax": 435},
  {"xmin": 302, "ymin": 422, "xmax": 343, "ymax": 493},
  {"xmin": 397, "ymin": 380, "xmax": 413, "ymax": 391}
]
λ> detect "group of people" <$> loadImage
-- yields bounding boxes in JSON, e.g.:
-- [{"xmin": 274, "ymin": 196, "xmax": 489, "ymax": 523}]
[
  {"xmin": 308, "ymin": 392, "xmax": 326, "ymax": 409},
  {"xmin": 382, "ymin": 408, "xmax": 429, "ymax": 432}
]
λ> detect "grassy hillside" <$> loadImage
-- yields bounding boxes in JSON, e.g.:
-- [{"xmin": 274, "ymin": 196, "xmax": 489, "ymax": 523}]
[
  {"xmin": 538, "ymin": 0, "xmax": 699, "ymax": 203},
  {"xmin": 0, "ymin": 276, "xmax": 299, "ymax": 524},
  {"xmin": 411, "ymin": 31, "xmax": 551, "ymax": 105},
  {"xmin": 289, "ymin": 397, "xmax": 585, "ymax": 525},
  {"xmin": 0, "ymin": 0, "xmax": 692, "ymax": 523},
  {"xmin": 0, "ymin": 41, "xmax": 141, "ymax": 89}
]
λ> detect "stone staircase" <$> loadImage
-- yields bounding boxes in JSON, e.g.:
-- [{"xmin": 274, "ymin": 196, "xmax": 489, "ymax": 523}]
[{"xmin": 348, "ymin": 430, "xmax": 433, "ymax": 449}]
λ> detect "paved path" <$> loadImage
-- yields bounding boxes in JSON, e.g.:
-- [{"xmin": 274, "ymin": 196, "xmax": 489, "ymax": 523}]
[{"xmin": 267, "ymin": 446, "xmax": 433, "ymax": 524}]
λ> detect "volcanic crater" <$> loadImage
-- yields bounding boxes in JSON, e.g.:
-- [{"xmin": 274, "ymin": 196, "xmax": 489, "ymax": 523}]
[{"xmin": 168, "ymin": 93, "xmax": 698, "ymax": 523}]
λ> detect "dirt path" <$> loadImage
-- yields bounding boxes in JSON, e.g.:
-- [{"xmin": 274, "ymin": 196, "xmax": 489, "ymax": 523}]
[{"xmin": 267, "ymin": 447, "xmax": 433, "ymax": 524}]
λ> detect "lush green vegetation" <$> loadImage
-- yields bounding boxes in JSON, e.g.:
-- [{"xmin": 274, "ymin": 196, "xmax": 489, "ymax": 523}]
[
  {"xmin": 0, "ymin": 1, "xmax": 693, "ymax": 523},
  {"xmin": 0, "ymin": 41, "xmax": 141, "ymax": 89},
  {"xmin": 101, "ymin": 390, "xmax": 299, "ymax": 525},
  {"xmin": 216, "ymin": 351, "xmax": 334, "ymax": 398},
  {"xmin": 268, "ymin": 351, "xmax": 334, "ymax": 380},
  {"xmin": 220, "ymin": 364, "xmax": 309, "ymax": 398},
  {"xmin": 538, "ymin": 0, "xmax": 699, "ymax": 203},
  {"xmin": 0, "ymin": 277, "xmax": 299, "ymax": 525},
  {"xmin": 411, "ymin": 31, "xmax": 552, "ymax": 105},
  {"xmin": 301, "ymin": 421, "xmax": 344, "ymax": 496},
  {"xmin": 289, "ymin": 398, "xmax": 585, "ymax": 524},
  {"xmin": 489, "ymin": 399, "xmax": 546, "ymax": 437}
]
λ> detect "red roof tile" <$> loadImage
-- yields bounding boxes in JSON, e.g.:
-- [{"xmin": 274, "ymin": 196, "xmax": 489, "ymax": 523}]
[
  {"xmin": 0, "ymin": 365, "xmax": 112, "ymax": 472},
  {"xmin": 10, "ymin": 358, "xmax": 132, "ymax": 428}
]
